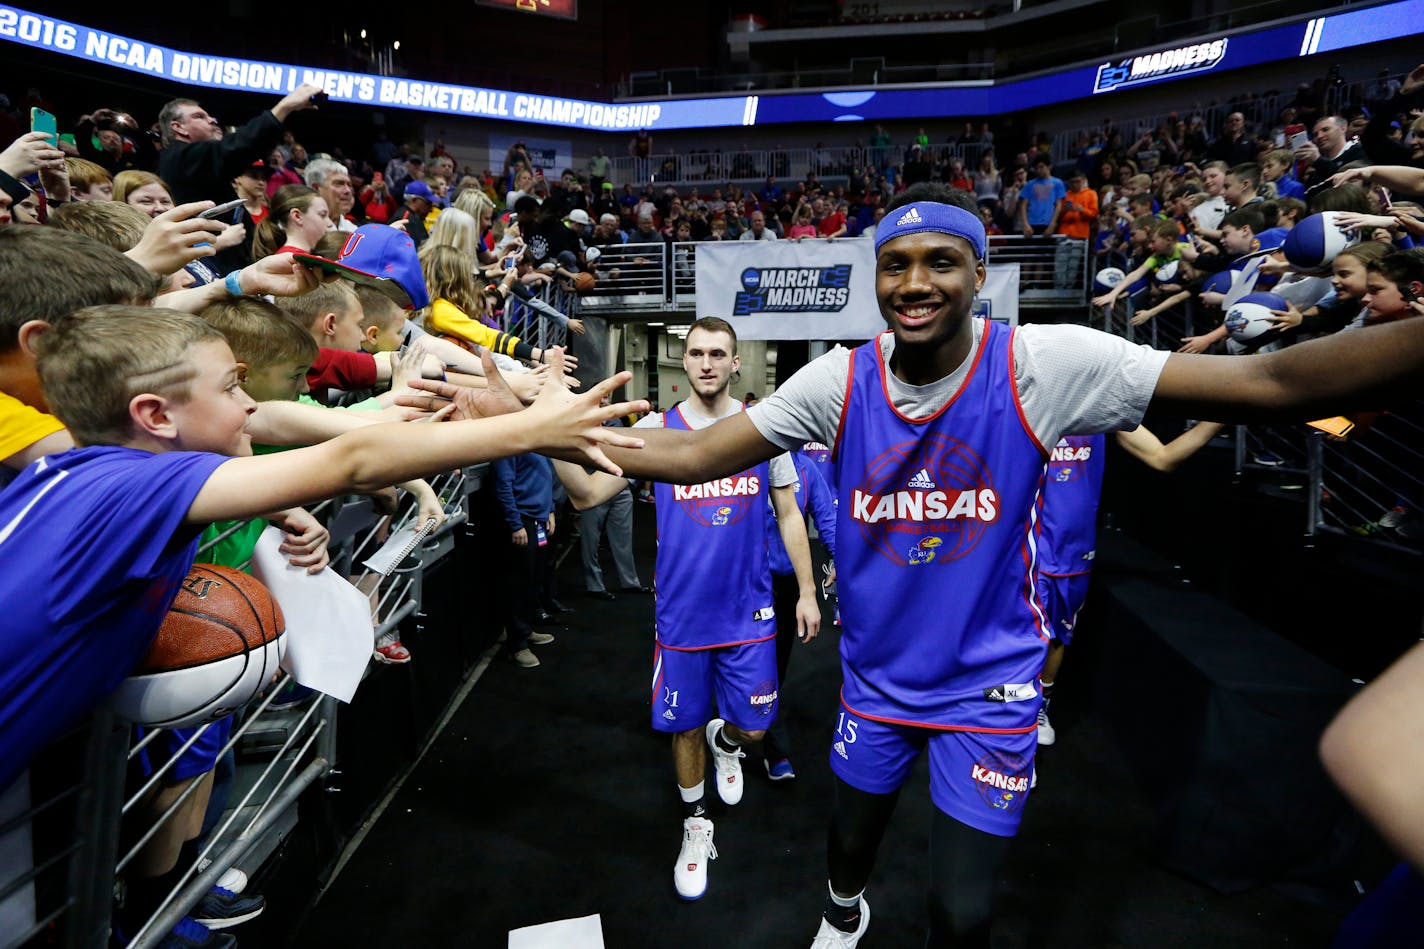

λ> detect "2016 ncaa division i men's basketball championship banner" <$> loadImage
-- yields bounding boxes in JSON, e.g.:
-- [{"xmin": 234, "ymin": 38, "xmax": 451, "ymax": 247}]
[{"xmin": 696, "ymin": 239, "xmax": 1019, "ymax": 340}]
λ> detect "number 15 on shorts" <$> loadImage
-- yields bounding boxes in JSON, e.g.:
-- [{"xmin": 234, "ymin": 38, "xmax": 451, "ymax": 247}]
[{"xmin": 836, "ymin": 712, "xmax": 859, "ymax": 745}]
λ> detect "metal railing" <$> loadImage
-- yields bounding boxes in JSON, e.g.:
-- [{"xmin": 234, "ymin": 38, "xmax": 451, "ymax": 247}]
[
  {"xmin": 987, "ymin": 235, "xmax": 1091, "ymax": 308},
  {"xmin": 604, "ymin": 142, "xmax": 992, "ymax": 190},
  {"xmin": 1097, "ymin": 282, "xmax": 1423, "ymax": 555},
  {"xmin": 8, "ymin": 466, "xmax": 487, "ymax": 949},
  {"xmin": 1048, "ymin": 66, "xmax": 1411, "ymax": 167}
]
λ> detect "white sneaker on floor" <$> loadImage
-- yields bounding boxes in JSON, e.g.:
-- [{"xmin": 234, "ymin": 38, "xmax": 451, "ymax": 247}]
[
  {"xmin": 674, "ymin": 816, "xmax": 717, "ymax": 900},
  {"xmin": 810, "ymin": 898, "xmax": 870, "ymax": 947},
  {"xmin": 1036, "ymin": 706, "xmax": 1056, "ymax": 745},
  {"xmin": 705, "ymin": 719, "xmax": 745, "ymax": 805}
]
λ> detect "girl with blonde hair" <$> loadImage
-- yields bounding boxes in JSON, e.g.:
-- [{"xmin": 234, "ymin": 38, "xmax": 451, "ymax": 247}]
[{"xmin": 417, "ymin": 243, "xmax": 560, "ymax": 366}]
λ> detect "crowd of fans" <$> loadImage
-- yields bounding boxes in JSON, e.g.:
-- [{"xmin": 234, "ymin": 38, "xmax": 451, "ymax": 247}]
[{"xmin": 1, "ymin": 55, "xmax": 1422, "ymax": 947}]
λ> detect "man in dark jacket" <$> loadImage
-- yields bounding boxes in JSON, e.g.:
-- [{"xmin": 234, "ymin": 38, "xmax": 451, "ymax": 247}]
[{"xmin": 157, "ymin": 83, "xmax": 323, "ymax": 205}]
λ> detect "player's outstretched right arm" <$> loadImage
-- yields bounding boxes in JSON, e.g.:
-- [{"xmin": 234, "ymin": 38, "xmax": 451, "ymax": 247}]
[{"xmin": 186, "ymin": 352, "xmax": 646, "ymax": 524}]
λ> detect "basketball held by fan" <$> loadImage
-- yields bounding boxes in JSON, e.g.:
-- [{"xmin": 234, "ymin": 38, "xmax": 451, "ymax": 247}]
[{"xmin": 110, "ymin": 564, "xmax": 287, "ymax": 728}]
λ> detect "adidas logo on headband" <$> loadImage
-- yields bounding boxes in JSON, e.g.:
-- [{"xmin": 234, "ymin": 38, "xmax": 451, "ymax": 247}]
[{"xmin": 896, "ymin": 207, "xmax": 923, "ymax": 226}]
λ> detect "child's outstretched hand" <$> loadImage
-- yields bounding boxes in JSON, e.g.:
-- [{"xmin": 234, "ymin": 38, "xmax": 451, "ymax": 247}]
[{"xmin": 271, "ymin": 507, "xmax": 331, "ymax": 574}]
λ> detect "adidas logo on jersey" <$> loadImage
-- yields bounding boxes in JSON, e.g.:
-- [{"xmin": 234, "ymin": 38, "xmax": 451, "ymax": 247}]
[
  {"xmin": 834, "ymin": 740, "xmax": 849, "ymax": 760},
  {"xmin": 907, "ymin": 468, "xmax": 936, "ymax": 490},
  {"xmin": 663, "ymin": 709, "xmax": 677, "ymax": 721},
  {"xmin": 896, "ymin": 207, "xmax": 923, "ymax": 226}
]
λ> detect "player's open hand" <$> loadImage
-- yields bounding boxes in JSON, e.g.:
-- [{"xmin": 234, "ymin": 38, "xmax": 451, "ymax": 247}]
[
  {"xmin": 525, "ymin": 348, "xmax": 648, "ymax": 475},
  {"xmin": 401, "ymin": 349, "xmax": 525, "ymax": 420},
  {"xmin": 796, "ymin": 592, "xmax": 821, "ymax": 643}
]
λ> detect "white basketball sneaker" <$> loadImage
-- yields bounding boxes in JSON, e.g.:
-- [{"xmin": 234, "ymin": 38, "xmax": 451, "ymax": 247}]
[
  {"xmin": 810, "ymin": 898, "xmax": 870, "ymax": 947},
  {"xmin": 674, "ymin": 816, "xmax": 717, "ymax": 900},
  {"xmin": 1036, "ymin": 706, "xmax": 1056, "ymax": 745},
  {"xmin": 705, "ymin": 719, "xmax": 745, "ymax": 805}
]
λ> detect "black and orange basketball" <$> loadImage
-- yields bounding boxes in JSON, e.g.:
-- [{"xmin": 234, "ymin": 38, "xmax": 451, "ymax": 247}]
[{"xmin": 112, "ymin": 564, "xmax": 288, "ymax": 728}]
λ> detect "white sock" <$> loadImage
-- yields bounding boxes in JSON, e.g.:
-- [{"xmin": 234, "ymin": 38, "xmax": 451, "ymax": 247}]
[
  {"xmin": 679, "ymin": 781, "xmax": 705, "ymax": 803},
  {"xmin": 829, "ymin": 882, "xmax": 863, "ymax": 907}
]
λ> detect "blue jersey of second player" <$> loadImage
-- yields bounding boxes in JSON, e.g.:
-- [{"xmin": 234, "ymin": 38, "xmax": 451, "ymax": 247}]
[
  {"xmin": 766, "ymin": 452, "xmax": 837, "ymax": 577},
  {"xmin": 801, "ymin": 439, "xmax": 836, "ymax": 495},
  {"xmin": 1037, "ymin": 434, "xmax": 1105, "ymax": 577},
  {"xmin": 833, "ymin": 323, "xmax": 1051, "ymax": 732},
  {"xmin": 653, "ymin": 404, "xmax": 776, "ymax": 650}
]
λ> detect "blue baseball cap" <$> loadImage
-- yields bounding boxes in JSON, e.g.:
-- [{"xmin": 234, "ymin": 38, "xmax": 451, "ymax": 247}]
[
  {"xmin": 403, "ymin": 180, "xmax": 436, "ymax": 203},
  {"xmin": 292, "ymin": 224, "xmax": 429, "ymax": 310}
]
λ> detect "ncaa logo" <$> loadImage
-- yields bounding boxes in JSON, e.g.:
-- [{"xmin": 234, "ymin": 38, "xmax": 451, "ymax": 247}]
[{"xmin": 741, "ymin": 268, "xmax": 762, "ymax": 291}]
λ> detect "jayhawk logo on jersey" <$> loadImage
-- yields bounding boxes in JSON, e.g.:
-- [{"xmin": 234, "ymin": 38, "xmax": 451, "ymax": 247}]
[
  {"xmin": 907, "ymin": 536, "xmax": 943, "ymax": 565},
  {"xmin": 711, "ymin": 505, "xmax": 733, "ymax": 526},
  {"xmin": 1050, "ymin": 437, "xmax": 1094, "ymax": 483}
]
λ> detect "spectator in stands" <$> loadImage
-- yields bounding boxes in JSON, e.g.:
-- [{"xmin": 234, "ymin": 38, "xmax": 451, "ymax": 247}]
[
  {"xmin": 1207, "ymin": 111, "xmax": 1256, "ymax": 166},
  {"xmin": 72, "ymin": 108, "xmax": 146, "ymax": 176},
  {"xmin": 587, "ymin": 147, "xmax": 610, "ymax": 194},
  {"xmin": 788, "ymin": 204, "xmax": 818, "ymax": 240},
  {"xmin": 630, "ymin": 211, "xmax": 661, "ymax": 244},
  {"xmin": 972, "ymin": 152, "xmax": 1000, "ymax": 209},
  {"xmin": 265, "ymin": 146, "xmax": 303, "ymax": 196},
  {"xmin": 394, "ymin": 181, "xmax": 436, "ymax": 248},
  {"xmin": 359, "ymin": 172, "xmax": 399, "ymax": 225},
  {"xmin": 593, "ymin": 181, "xmax": 619, "ymax": 221},
  {"xmin": 817, "ymin": 199, "xmax": 847, "ymax": 239},
  {"xmin": 251, "ymin": 184, "xmax": 331, "ymax": 260},
  {"xmin": 1000, "ymin": 166, "xmax": 1027, "ymax": 223},
  {"xmin": 157, "ymin": 84, "xmax": 322, "ymax": 205},
  {"xmin": 1190, "ymin": 161, "xmax": 1231, "ymax": 233},
  {"xmin": 589, "ymin": 213, "xmax": 626, "ymax": 247},
  {"xmin": 65, "ymin": 157, "xmax": 112, "ymax": 201},
  {"xmin": 1362, "ymin": 250, "xmax": 1424, "ymax": 324},
  {"xmin": 1017, "ymin": 156, "xmax": 1066, "ymax": 237},
  {"xmin": 1223, "ymin": 163, "xmax": 1265, "ymax": 211},
  {"xmin": 113, "ymin": 170, "xmax": 174, "ymax": 219},
  {"xmin": 305, "ymin": 158, "xmax": 356, "ymax": 233},
  {"xmin": 211, "ymin": 160, "xmax": 272, "ymax": 275},
  {"xmin": 1261, "ymin": 149, "xmax": 1306, "ymax": 200},
  {"xmin": 1296, "ymin": 115, "xmax": 1367, "ymax": 187},
  {"xmin": 740, "ymin": 209, "xmax": 777, "ymax": 241},
  {"xmin": 1058, "ymin": 170, "xmax": 1098, "ymax": 243}
]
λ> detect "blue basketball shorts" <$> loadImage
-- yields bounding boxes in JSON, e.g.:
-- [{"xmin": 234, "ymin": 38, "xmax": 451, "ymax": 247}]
[
  {"xmin": 828, "ymin": 706, "xmax": 1036, "ymax": 837},
  {"xmin": 1036, "ymin": 572, "xmax": 1091, "ymax": 645},
  {"xmin": 650, "ymin": 638, "xmax": 779, "ymax": 734}
]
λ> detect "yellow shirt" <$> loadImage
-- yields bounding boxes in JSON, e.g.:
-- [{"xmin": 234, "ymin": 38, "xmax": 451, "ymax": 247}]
[
  {"xmin": 423, "ymin": 298, "xmax": 534, "ymax": 361},
  {"xmin": 0, "ymin": 391, "xmax": 65, "ymax": 464}
]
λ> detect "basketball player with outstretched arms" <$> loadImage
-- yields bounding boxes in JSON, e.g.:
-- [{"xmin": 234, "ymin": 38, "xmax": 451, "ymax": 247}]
[
  {"xmin": 408, "ymin": 182, "xmax": 1424, "ymax": 947},
  {"xmin": 552, "ymin": 317, "xmax": 821, "ymax": 902}
]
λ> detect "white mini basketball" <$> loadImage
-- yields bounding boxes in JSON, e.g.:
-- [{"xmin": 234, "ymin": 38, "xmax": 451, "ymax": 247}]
[
  {"xmin": 1281, "ymin": 211, "xmax": 1361, "ymax": 273},
  {"xmin": 1094, "ymin": 267, "xmax": 1125, "ymax": 292},
  {"xmin": 1224, "ymin": 292, "xmax": 1288, "ymax": 343}
]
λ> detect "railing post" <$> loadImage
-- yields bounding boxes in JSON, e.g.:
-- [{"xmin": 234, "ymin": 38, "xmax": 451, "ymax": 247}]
[
  {"xmin": 1305, "ymin": 433, "xmax": 1323, "ymax": 538},
  {"xmin": 64, "ymin": 713, "xmax": 128, "ymax": 949}
]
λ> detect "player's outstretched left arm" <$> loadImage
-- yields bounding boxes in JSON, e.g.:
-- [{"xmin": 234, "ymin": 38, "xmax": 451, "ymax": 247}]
[
  {"xmin": 771, "ymin": 483, "xmax": 821, "ymax": 643},
  {"xmin": 1151, "ymin": 317, "xmax": 1424, "ymax": 422}
]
